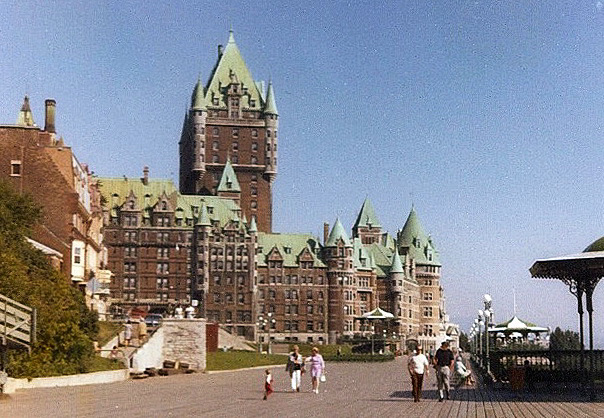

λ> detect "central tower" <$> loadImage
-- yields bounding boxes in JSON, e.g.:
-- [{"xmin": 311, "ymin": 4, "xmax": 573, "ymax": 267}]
[{"xmin": 179, "ymin": 30, "xmax": 278, "ymax": 233}]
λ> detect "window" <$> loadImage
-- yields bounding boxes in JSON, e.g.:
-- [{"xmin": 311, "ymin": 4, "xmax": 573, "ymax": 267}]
[
  {"xmin": 252, "ymin": 129, "xmax": 258, "ymax": 137},
  {"xmin": 74, "ymin": 247, "xmax": 81, "ymax": 264},
  {"xmin": 232, "ymin": 141, "xmax": 238, "ymax": 150},
  {"xmin": 251, "ymin": 187, "xmax": 257, "ymax": 196},
  {"xmin": 423, "ymin": 292, "xmax": 433, "ymax": 301},
  {"xmin": 251, "ymin": 156, "xmax": 257, "ymax": 164},
  {"xmin": 251, "ymin": 201, "xmax": 257, "ymax": 209},
  {"xmin": 10, "ymin": 160, "xmax": 22, "ymax": 176},
  {"xmin": 423, "ymin": 307, "xmax": 433, "ymax": 317},
  {"xmin": 212, "ymin": 155, "xmax": 219, "ymax": 163},
  {"xmin": 213, "ymin": 127, "xmax": 219, "ymax": 137}
]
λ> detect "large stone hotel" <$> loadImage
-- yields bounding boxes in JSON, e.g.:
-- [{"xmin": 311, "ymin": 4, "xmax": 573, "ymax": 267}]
[{"xmin": 98, "ymin": 31, "xmax": 457, "ymax": 350}]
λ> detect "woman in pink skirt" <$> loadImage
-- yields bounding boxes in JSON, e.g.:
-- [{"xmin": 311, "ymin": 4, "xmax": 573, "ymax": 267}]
[{"xmin": 306, "ymin": 346, "xmax": 325, "ymax": 394}]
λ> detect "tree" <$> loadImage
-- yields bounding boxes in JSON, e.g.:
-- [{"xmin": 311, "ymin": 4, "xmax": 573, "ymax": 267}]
[
  {"xmin": 0, "ymin": 180, "xmax": 98, "ymax": 377},
  {"xmin": 459, "ymin": 331, "xmax": 471, "ymax": 352},
  {"xmin": 549, "ymin": 327, "xmax": 581, "ymax": 350}
]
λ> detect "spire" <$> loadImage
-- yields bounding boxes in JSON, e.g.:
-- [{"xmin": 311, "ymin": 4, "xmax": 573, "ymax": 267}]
[
  {"xmin": 390, "ymin": 250, "xmax": 404, "ymax": 274},
  {"xmin": 196, "ymin": 203, "xmax": 211, "ymax": 226},
  {"xmin": 205, "ymin": 30, "xmax": 263, "ymax": 110},
  {"xmin": 17, "ymin": 95, "xmax": 35, "ymax": 127},
  {"xmin": 217, "ymin": 159, "xmax": 241, "ymax": 192},
  {"xmin": 399, "ymin": 205, "xmax": 427, "ymax": 246},
  {"xmin": 325, "ymin": 218, "xmax": 351, "ymax": 247},
  {"xmin": 264, "ymin": 81, "xmax": 278, "ymax": 115},
  {"xmin": 248, "ymin": 216, "xmax": 258, "ymax": 233},
  {"xmin": 353, "ymin": 197, "xmax": 381, "ymax": 229},
  {"xmin": 192, "ymin": 74, "xmax": 206, "ymax": 110}
]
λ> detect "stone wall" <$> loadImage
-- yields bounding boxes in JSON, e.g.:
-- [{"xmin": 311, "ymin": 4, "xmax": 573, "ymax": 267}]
[{"xmin": 162, "ymin": 319, "xmax": 206, "ymax": 370}]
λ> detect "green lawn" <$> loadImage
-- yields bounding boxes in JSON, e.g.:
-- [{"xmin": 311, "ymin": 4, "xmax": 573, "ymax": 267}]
[
  {"xmin": 287, "ymin": 343, "xmax": 352, "ymax": 357},
  {"xmin": 206, "ymin": 351, "xmax": 288, "ymax": 371},
  {"xmin": 97, "ymin": 321, "xmax": 123, "ymax": 346},
  {"xmin": 86, "ymin": 355, "xmax": 126, "ymax": 372}
]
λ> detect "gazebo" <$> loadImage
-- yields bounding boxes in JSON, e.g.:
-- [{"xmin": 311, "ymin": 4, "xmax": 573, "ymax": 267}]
[
  {"xmin": 489, "ymin": 316, "xmax": 549, "ymax": 345},
  {"xmin": 356, "ymin": 307, "xmax": 395, "ymax": 355},
  {"xmin": 530, "ymin": 237, "xmax": 604, "ymax": 398}
]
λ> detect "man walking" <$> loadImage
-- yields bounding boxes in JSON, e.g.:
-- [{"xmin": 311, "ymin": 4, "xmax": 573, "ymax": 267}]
[
  {"xmin": 434, "ymin": 341, "xmax": 454, "ymax": 402},
  {"xmin": 408, "ymin": 347, "xmax": 429, "ymax": 402}
]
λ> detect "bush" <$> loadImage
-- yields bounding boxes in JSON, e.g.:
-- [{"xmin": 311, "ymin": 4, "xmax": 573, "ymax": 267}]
[{"xmin": 0, "ymin": 181, "xmax": 100, "ymax": 378}]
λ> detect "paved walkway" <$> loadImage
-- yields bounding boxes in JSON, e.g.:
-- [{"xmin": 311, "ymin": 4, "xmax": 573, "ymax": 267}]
[{"xmin": 2, "ymin": 357, "xmax": 604, "ymax": 417}]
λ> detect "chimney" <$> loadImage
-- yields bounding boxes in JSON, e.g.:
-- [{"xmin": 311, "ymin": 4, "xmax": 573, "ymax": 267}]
[
  {"xmin": 44, "ymin": 99, "xmax": 56, "ymax": 133},
  {"xmin": 142, "ymin": 166, "xmax": 149, "ymax": 185},
  {"xmin": 323, "ymin": 222, "xmax": 330, "ymax": 244},
  {"xmin": 218, "ymin": 44, "xmax": 223, "ymax": 57}
]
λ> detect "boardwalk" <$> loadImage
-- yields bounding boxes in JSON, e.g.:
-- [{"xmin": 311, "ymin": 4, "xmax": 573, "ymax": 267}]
[{"xmin": 2, "ymin": 357, "xmax": 603, "ymax": 417}]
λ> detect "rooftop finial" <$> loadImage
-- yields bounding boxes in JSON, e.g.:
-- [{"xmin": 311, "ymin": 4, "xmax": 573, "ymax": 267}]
[{"xmin": 228, "ymin": 28, "xmax": 236, "ymax": 44}]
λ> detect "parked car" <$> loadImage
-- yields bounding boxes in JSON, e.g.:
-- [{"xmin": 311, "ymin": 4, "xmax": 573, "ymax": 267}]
[{"xmin": 145, "ymin": 314, "xmax": 163, "ymax": 327}]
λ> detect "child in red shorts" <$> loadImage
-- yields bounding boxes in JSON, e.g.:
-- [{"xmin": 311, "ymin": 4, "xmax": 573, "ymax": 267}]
[{"xmin": 263, "ymin": 369, "xmax": 273, "ymax": 400}]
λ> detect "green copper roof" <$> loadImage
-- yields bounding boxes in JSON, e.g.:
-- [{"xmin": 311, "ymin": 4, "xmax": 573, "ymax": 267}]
[
  {"xmin": 366, "ymin": 243, "xmax": 394, "ymax": 277},
  {"xmin": 398, "ymin": 206, "xmax": 440, "ymax": 266},
  {"xmin": 217, "ymin": 160, "xmax": 241, "ymax": 193},
  {"xmin": 257, "ymin": 233, "xmax": 325, "ymax": 268},
  {"xmin": 97, "ymin": 177, "xmax": 241, "ymax": 228},
  {"xmin": 584, "ymin": 236, "xmax": 604, "ymax": 252},
  {"xmin": 353, "ymin": 238, "xmax": 373, "ymax": 271},
  {"xmin": 353, "ymin": 198, "xmax": 381, "ymax": 229},
  {"xmin": 192, "ymin": 75, "xmax": 206, "ymax": 110},
  {"xmin": 17, "ymin": 96, "xmax": 35, "ymax": 127},
  {"xmin": 325, "ymin": 218, "xmax": 351, "ymax": 247},
  {"xmin": 196, "ymin": 203, "xmax": 211, "ymax": 226},
  {"xmin": 248, "ymin": 216, "xmax": 258, "ymax": 233},
  {"xmin": 205, "ymin": 30, "xmax": 263, "ymax": 111},
  {"xmin": 390, "ymin": 250, "xmax": 404, "ymax": 274},
  {"xmin": 264, "ymin": 81, "xmax": 278, "ymax": 115}
]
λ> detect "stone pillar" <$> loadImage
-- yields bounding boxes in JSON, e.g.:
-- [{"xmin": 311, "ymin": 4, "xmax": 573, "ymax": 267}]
[{"xmin": 162, "ymin": 318, "xmax": 207, "ymax": 370}]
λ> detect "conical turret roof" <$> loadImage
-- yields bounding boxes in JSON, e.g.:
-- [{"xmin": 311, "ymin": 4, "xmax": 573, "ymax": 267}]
[
  {"xmin": 248, "ymin": 216, "xmax": 258, "ymax": 233},
  {"xmin": 353, "ymin": 198, "xmax": 381, "ymax": 229},
  {"xmin": 192, "ymin": 74, "xmax": 206, "ymax": 110},
  {"xmin": 398, "ymin": 206, "xmax": 440, "ymax": 266},
  {"xmin": 217, "ymin": 160, "xmax": 241, "ymax": 193},
  {"xmin": 264, "ymin": 81, "xmax": 278, "ymax": 115},
  {"xmin": 390, "ymin": 250, "xmax": 404, "ymax": 274},
  {"xmin": 17, "ymin": 95, "xmax": 35, "ymax": 127},
  {"xmin": 196, "ymin": 203, "xmax": 211, "ymax": 226},
  {"xmin": 325, "ymin": 218, "xmax": 351, "ymax": 247}
]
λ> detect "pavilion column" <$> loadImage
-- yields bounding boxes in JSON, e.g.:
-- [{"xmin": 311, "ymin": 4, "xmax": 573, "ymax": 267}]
[
  {"xmin": 585, "ymin": 284, "xmax": 595, "ymax": 401},
  {"xmin": 576, "ymin": 286, "xmax": 585, "ymax": 375}
]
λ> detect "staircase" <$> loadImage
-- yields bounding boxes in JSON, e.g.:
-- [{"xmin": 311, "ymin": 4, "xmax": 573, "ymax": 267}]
[
  {"xmin": 0, "ymin": 293, "xmax": 36, "ymax": 353},
  {"xmin": 218, "ymin": 327, "xmax": 254, "ymax": 351}
]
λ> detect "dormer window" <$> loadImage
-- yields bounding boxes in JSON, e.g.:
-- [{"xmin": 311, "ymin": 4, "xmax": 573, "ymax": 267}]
[
  {"xmin": 161, "ymin": 201, "xmax": 167, "ymax": 210},
  {"xmin": 207, "ymin": 207, "xmax": 214, "ymax": 214},
  {"xmin": 284, "ymin": 247, "xmax": 291, "ymax": 254}
]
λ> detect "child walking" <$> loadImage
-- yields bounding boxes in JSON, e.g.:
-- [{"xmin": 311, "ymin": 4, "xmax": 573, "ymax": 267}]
[{"xmin": 263, "ymin": 369, "xmax": 274, "ymax": 400}]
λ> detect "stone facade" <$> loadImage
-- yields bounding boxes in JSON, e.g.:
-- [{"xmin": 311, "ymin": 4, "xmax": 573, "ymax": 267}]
[{"xmin": 162, "ymin": 319, "xmax": 206, "ymax": 370}]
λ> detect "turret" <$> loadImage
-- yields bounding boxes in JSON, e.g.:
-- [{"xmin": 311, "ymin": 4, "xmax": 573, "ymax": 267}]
[
  {"xmin": 263, "ymin": 81, "xmax": 278, "ymax": 183},
  {"xmin": 16, "ymin": 96, "xmax": 35, "ymax": 127}
]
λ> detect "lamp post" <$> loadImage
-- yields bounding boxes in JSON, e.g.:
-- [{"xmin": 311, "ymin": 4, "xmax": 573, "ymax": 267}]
[
  {"xmin": 257, "ymin": 315, "xmax": 267, "ymax": 353},
  {"xmin": 483, "ymin": 294, "xmax": 493, "ymax": 374},
  {"xmin": 478, "ymin": 310, "xmax": 485, "ymax": 369},
  {"xmin": 266, "ymin": 312, "xmax": 276, "ymax": 354},
  {"xmin": 371, "ymin": 325, "xmax": 375, "ymax": 355}
]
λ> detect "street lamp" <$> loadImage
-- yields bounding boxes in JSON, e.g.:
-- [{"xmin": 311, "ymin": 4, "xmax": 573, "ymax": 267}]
[
  {"xmin": 371, "ymin": 325, "xmax": 376, "ymax": 355},
  {"xmin": 483, "ymin": 294, "xmax": 493, "ymax": 374}
]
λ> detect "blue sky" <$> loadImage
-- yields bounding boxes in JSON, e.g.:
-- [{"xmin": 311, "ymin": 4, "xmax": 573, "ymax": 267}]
[{"xmin": 3, "ymin": 1, "xmax": 604, "ymax": 345}]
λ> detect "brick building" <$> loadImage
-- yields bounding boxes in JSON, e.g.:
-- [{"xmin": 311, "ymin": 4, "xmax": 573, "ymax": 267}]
[
  {"xmin": 98, "ymin": 30, "xmax": 458, "ymax": 349},
  {"xmin": 0, "ymin": 97, "xmax": 109, "ymax": 294}
]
